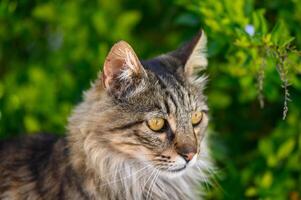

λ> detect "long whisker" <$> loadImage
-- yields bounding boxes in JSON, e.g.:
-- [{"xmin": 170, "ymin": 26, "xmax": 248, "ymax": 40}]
[
  {"xmin": 201, "ymin": 164, "xmax": 224, "ymax": 194},
  {"xmin": 142, "ymin": 168, "xmax": 157, "ymax": 192},
  {"xmin": 99, "ymin": 160, "xmax": 132, "ymax": 180},
  {"xmin": 146, "ymin": 169, "xmax": 160, "ymax": 200},
  {"xmin": 195, "ymin": 159, "xmax": 224, "ymax": 195},
  {"xmin": 196, "ymin": 165, "xmax": 211, "ymax": 190},
  {"xmin": 152, "ymin": 170, "xmax": 161, "ymax": 200},
  {"xmin": 100, "ymin": 164, "xmax": 152, "ymax": 187}
]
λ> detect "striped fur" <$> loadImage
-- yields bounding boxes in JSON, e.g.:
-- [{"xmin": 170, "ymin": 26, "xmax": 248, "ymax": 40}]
[{"xmin": 0, "ymin": 31, "xmax": 213, "ymax": 200}]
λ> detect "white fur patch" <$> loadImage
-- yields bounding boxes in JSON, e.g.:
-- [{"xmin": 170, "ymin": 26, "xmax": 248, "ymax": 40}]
[
  {"xmin": 188, "ymin": 154, "xmax": 198, "ymax": 166},
  {"xmin": 118, "ymin": 49, "xmax": 139, "ymax": 81}
]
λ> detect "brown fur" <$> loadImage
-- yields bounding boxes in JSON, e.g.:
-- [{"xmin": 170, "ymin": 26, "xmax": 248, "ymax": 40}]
[{"xmin": 0, "ymin": 30, "xmax": 213, "ymax": 200}]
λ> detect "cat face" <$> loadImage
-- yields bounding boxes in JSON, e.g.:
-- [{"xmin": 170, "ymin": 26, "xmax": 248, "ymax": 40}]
[
  {"xmin": 71, "ymin": 31, "xmax": 209, "ymax": 177},
  {"xmin": 110, "ymin": 80, "xmax": 209, "ymax": 176},
  {"xmin": 99, "ymin": 31, "xmax": 208, "ymax": 176}
]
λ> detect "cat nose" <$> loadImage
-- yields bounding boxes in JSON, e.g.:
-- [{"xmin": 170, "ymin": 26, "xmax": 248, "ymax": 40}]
[
  {"xmin": 176, "ymin": 145, "xmax": 197, "ymax": 163},
  {"xmin": 182, "ymin": 152, "xmax": 196, "ymax": 163}
]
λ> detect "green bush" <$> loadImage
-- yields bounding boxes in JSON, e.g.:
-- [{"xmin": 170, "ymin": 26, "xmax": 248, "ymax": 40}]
[{"xmin": 0, "ymin": 0, "xmax": 300, "ymax": 199}]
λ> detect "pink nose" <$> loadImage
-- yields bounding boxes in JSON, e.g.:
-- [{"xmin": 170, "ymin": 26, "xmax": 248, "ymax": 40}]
[
  {"xmin": 176, "ymin": 145, "xmax": 197, "ymax": 163},
  {"xmin": 185, "ymin": 152, "xmax": 195, "ymax": 161}
]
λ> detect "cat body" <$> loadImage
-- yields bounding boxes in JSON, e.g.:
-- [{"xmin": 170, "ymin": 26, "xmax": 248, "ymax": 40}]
[
  {"xmin": 0, "ymin": 30, "xmax": 213, "ymax": 200},
  {"xmin": 0, "ymin": 135, "xmax": 86, "ymax": 199}
]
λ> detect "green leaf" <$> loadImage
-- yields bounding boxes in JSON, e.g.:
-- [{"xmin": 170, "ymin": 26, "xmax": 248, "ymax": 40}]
[
  {"xmin": 252, "ymin": 9, "xmax": 267, "ymax": 35},
  {"xmin": 270, "ymin": 20, "xmax": 291, "ymax": 46},
  {"xmin": 32, "ymin": 3, "xmax": 56, "ymax": 22},
  {"xmin": 281, "ymin": 37, "xmax": 295, "ymax": 48},
  {"xmin": 260, "ymin": 171, "xmax": 273, "ymax": 189},
  {"xmin": 245, "ymin": 187, "xmax": 257, "ymax": 197},
  {"xmin": 24, "ymin": 115, "xmax": 40, "ymax": 133},
  {"xmin": 258, "ymin": 138, "xmax": 274, "ymax": 158},
  {"xmin": 277, "ymin": 138, "xmax": 295, "ymax": 160}
]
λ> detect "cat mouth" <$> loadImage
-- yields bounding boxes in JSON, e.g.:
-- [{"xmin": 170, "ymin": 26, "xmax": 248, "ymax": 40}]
[{"xmin": 167, "ymin": 165, "xmax": 186, "ymax": 173}]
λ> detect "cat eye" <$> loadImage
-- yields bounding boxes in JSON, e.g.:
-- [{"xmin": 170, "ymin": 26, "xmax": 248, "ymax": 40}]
[
  {"xmin": 191, "ymin": 111, "xmax": 203, "ymax": 125},
  {"xmin": 147, "ymin": 117, "xmax": 165, "ymax": 131}
]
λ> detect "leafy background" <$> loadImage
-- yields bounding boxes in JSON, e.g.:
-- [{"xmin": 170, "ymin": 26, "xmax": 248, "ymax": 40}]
[{"xmin": 0, "ymin": 0, "xmax": 300, "ymax": 199}]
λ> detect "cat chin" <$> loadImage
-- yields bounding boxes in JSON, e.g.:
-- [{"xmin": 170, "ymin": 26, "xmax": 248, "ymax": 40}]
[
  {"xmin": 159, "ymin": 167, "xmax": 189, "ymax": 178},
  {"xmin": 152, "ymin": 155, "xmax": 199, "ymax": 178}
]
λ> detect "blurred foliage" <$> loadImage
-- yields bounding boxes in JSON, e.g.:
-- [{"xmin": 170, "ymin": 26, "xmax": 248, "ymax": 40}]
[{"xmin": 0, "ymin": 0, "xmax": 300, "ymax": 199}]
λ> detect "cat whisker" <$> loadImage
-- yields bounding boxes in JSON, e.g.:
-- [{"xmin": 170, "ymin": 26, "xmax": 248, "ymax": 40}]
[
  {"xmin": 141, "ymin": 168, "xmax": 158, "ymax": 192},
  {"xmin": 196, "ymin": 161, "xmax": 223, "ymax": 194},
  {"xmin": 196, "ymin": 165, "xmax": 211, "ymax": 190},
  {"xmin": 146, "ymin": 168, "xmax": 161, "ymax": 200},
  {"xmin": 99, "ymin": 160, "xmax": 147, "ymax": 180},
  {"xmin": 100, "ymin": 164, "xmax": 152, "ymax": 187},
  {"xmin": 195, "ymin": 159, "xmax": 221, "ymax": 193}
]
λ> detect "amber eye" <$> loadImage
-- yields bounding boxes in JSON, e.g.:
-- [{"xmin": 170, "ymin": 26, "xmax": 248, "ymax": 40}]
[
  {"xmin": 191, "ymin": 111, "xmax": 203, "ymax": 125},
  {"xmin": 147, "ymin": 117, "xmax": 165, "ymax": 131}
]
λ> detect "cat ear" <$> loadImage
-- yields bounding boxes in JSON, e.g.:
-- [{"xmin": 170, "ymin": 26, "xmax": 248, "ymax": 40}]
[
  {"xmin": 101, "ymin": 41, "xmax": 144, "ymax": 90},
  {"xmin": 170, "ymin": 30, "xmax": 207, "ymax": 77}
]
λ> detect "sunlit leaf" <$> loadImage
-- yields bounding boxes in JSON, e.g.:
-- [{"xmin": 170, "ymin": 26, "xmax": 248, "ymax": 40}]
[{"xmin": 277, "ymin": 139, "xmax": 295, "ymax": 160}]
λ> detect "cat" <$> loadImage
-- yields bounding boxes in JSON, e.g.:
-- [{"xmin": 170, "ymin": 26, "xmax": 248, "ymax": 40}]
[{"xmin": 0, "ymin": 30, "xmax": 213, "ymax": 200}]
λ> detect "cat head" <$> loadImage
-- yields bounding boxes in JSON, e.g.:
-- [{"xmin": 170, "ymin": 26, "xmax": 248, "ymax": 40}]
[{"xmin": 69, "ymin": 30, "xmax": 209, "ymax": 178}]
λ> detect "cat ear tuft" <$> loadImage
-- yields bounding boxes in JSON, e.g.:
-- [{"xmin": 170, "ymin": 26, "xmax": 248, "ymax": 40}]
[
  {"xmin": 171, "ymin": 30, "xmax": 208, "ymax": 77},
  {"xmin": 102, "ymin": 41, "xmax": 143, "ymax": 89},
  {"xmin": 185, "ymin": 30, "xmax": 207, "ymax": 76}
]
